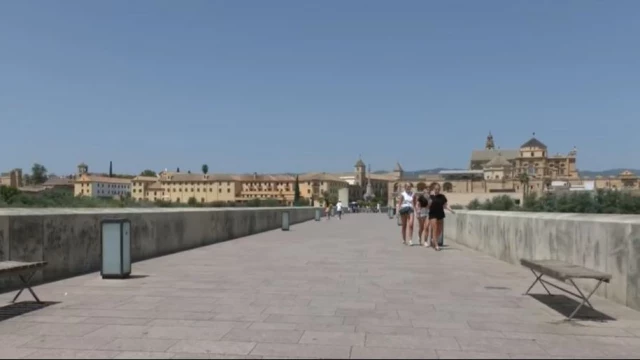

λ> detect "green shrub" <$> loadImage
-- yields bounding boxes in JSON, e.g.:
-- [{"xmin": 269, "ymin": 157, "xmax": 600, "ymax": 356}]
[{"xmin": 467, "ymin": 189, "xmax": 640, "ymax": 214}]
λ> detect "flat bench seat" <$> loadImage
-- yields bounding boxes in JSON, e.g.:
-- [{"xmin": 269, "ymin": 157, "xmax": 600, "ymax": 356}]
[
  {"xmin": 520, "ymin": 259, "xmax": 611, "ymax": 321},
  {"xmin": 520, "ymin": 259, "xmax": 611, "ymax": 282},
  {"xmin": 0, "ymin": 261, "xmax": 47, "ymax": 303}
]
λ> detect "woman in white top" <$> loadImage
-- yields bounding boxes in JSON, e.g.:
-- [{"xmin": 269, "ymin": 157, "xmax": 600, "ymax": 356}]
[{"xmin": 396, "ymin": 183, "xmax": 416, "ymax": 245}]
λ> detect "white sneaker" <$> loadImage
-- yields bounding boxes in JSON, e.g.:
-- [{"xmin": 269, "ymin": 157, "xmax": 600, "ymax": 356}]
[{"xmin": 408, "ymin": 240, "xmax": 413, "ymax": 246}]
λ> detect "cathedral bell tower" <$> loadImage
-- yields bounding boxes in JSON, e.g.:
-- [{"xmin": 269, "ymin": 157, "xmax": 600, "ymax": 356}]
[
  {"xmin": 485, "ymin": 132, "xmax": 495, "ymax": 150},
  {"xmin": 354, "ymin": 156, "xmax": 366, "ymax": 186}
]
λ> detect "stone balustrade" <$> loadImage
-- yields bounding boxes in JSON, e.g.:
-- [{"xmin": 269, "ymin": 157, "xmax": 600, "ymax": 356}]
[
  {"xmin": 445, "ymin": 210, "xmax": 640, "ymax": 311},
  {"xmin": 0, "ymin": 207, "xmax": 316, "ymax": 289}
]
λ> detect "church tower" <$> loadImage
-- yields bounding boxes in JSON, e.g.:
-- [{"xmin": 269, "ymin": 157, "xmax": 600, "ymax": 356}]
[
  {"xmin": 485, "ymin": 132, "xmax": 495, "ymax": 150},
  {"xmin": 354, "ymin": 156, "xmax": 366, "ymax": 186},
  {"xmin": 77, "ymin": 163, "xmax": 89, "ymax": 176},
  {"xmin": 392, "ymin": 161, "xmax": 404, "ymax": 179}
]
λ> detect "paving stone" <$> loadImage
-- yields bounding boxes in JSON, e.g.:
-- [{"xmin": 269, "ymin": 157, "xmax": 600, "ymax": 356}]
[
  {"xmin": 14, "ymin": 323, "xmax": 104, "ymax": 337},
  {"xmin": 250, "ymin": 343, "xmax": 351, "ymax": 358},
  {"xmin": 455, "ymin": 337, "xmax": 547, "ymax": 355},
  {"xmin": 20, "ymin": 336, "xmax": 116, "ymax": 351},
  {"xmin": 248, "ymin": 322, "xmax": 298, "ymax": 331},
  {"xmin": 166, "ymin": 340, "xmax": 256, "ymax": 355},
  {"xmin": 99, "ymin": 338, "xmax": 178, "ymax": 352},
  {"xmin": 350, "ymin": 346, "xmax": 438, "ymax": 359},
  {"xmin": 21, "ymin": 349, "xmax": 120, "ymax": 359},
  {"xmin": 112, "ymin": 351, "xmax": 175, "ymax": 359},
  {"xmin": 298, "ymin": 331, "xmax": 365, "ymax": 346},
  {"xmin": 364, "ymin": 334, "xmax": 461, "ymax": 350},
  {"xmin": 0, "ymin": 348, "xmax": 38, "ymax": 359},
  {"xmin": 145, "ymin": 325, "xmax": 232, "ymax": 341},
  {"xmin": 222, "ymin": 328, "xmax": 303, "ymax": 343},
  {"xmin": 264, "ymin": 314, "xmax": 344, "ymax": 325},
  {"xmin": 437, "ymin": 350, "xmax": 509, "ymax": 359},
  {"xmin": 84, "ymin": 325, "xmax": 151, "ymax": 338}
]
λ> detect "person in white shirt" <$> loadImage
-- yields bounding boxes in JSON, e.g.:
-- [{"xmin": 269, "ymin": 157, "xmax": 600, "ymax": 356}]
[
  {"xmin": 336, "ymin": 201, "xmax": 343, "ymax": 219},
  {"xmin": 396, "ymin": 183, "xmax": 416, "ymax": 245}
]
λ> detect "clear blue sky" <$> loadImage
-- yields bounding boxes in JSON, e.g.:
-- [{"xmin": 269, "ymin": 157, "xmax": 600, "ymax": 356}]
[{"xmin": 1, "ymin": 0, "xmax": 639, "ymax": 176}]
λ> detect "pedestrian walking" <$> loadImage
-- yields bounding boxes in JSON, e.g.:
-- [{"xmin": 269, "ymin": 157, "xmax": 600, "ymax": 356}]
[
  {"xmin": 396, "ymin": 183, "xmax": 416, "ymax": 245},
  {"xmin": 428, "ymin": 183, "xmax": 455, "ymax": 251}
]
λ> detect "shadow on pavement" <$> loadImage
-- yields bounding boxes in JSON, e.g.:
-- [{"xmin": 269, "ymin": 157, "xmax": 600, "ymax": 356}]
[
  {"xmin": 529, "ymin": 294, "xmax": 616, "ymax": 321},
  {"xmin": 0, "ymin": 301, "xmax": 59, "ymax": 322}
]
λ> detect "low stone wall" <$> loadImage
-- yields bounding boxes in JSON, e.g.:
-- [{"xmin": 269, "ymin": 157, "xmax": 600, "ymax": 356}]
[
  {"xmin": 0, "ymin": 207, "xmax": 316, "ymax": 290},
  {"xmin": 444, "ymin": 210, "xmax": 640, "ymax": 311}
]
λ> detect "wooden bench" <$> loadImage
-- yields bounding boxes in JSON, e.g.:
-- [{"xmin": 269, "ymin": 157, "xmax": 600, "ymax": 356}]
[
  {"xmin": 520, "ymin": 259, "xmax": 611, "ymax": 321},
  {"xmin": 0, "ymin": 261, "xmax": 48, "ymax": 303}
]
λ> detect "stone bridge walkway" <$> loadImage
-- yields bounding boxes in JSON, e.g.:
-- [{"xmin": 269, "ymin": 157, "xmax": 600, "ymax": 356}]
[{"xmin": 1, "ymin": 214, "xmax": 640, "ymax": 359}]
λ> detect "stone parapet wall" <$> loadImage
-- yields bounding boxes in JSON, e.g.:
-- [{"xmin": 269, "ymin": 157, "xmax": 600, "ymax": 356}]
[
  {"xmin": 444, "ymin": 210, "xmax": 640, "ymax": 311},
  {"xmin": 0, "ymin": 207, "xmax": 316, "ymax": 290}
]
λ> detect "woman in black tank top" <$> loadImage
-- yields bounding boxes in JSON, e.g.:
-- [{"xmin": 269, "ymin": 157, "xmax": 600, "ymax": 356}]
[{"xmin": 428, "ymin": 183, "xmax": 455, "ymax": 251}]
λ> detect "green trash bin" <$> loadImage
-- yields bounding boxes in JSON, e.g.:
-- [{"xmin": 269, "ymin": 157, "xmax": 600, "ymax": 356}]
[{"xmin": 101, "ymin": 219, "xmax": 131, "ymax": 279}]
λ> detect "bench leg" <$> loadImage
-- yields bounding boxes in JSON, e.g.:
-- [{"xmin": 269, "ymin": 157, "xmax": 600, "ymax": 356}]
[
  {"xmin": 525, "ymin": 270, "xmax": 552, "ymax": 296},
  {"xmin": 566, "ymin": 279, "xmax": 603, "ymax": 321},
  {"xmin": 569, "ymin": 279, "xmax": 594, "ymax": 309},
  {"xmin": 11, "ymin": 272, "xmax": 41, "ymax": 304}
]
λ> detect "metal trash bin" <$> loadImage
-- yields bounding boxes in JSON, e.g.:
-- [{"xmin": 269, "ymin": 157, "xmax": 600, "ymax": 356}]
[
  {"xmin": 387, "ymin": 207, "xmax": 393, "ymax": 219},
  {"xmin": 314, "ymin": 208, "xmax": 321, "ymax": 221},
  {"xmin": 397, "ymin": 213, "xmax": 402, "ymax": 226},
  {"xmin": 282, "ymin": 211, "xmax": 290, "ymax": 231},
  {"xmin": 101, "ymin": 219, "xmax": 131, "ymax": 279}
]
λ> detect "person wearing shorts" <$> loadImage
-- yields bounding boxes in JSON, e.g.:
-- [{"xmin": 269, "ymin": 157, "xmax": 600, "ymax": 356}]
[
  {"xmin": 428, "ymin": 183, "xmax": 455, "ymax": 251},
  {"xmin": 416, "ymin": 188, "xmax": 431, "ymax": 247},
  {"xmin": 396, "ymin": 183, "xmax": 416, "ymax": 245}
]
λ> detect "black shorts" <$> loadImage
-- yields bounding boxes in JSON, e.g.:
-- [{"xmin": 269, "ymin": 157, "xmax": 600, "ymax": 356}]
[{"xmin": 428, "ymin": 213, "xmax": 445, "ymax": 220}]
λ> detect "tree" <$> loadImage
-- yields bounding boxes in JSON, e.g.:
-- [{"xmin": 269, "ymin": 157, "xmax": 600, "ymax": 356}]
[
  {"xmin": 187, "ymin": 197, "xmax": 197, "ymax": 206},
  {"xmin": 0, "ymin": 186, "xmax": 20, "ymax": 203},
  {"xmin": 31, "ymin": 163, "xmax": 48, "ymax": 185},
  {"xmin": 293, "ymin": 175, "xmax": 301, "ymax": 206},
  {"xmin": 518, "ymin": 172, "xmax": 530, "ymax": 196},
  {"xmin": 140, "ymin": 170, "xmax": 157, "ymax": 177},
  {"xmin": 202, "ymin": 164, "xmax": 209, "ymax": 175},
  {"xmin": 109, "ymin": 161, "xmax": 113, "ymax": 177}
]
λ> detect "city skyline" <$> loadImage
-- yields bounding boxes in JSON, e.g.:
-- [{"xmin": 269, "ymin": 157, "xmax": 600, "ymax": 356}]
[{"xmin": 2, "ymin": 1, "xmax": 639, "ymax": 174}]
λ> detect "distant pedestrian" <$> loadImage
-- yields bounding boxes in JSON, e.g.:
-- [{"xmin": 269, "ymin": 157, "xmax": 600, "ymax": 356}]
[
  {"xmin": 428, "ymin": 183, "xmax": 455, "ymax": 251},
  {"xmin": 325, "ymin": 202, "xmax": 331, "ymax": 220},
  {"xmin": 396, "ymin": 183, "xmax": 416, "ymax": 245},
  {"xmin": 336, "ymin": 200, "xmax": 343, "ymax": 219}
]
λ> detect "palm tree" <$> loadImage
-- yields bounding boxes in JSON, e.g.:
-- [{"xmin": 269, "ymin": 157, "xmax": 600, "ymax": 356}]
[{"xmin": 202, "ymin": 164, "xmax": 209, "ymax": 175}]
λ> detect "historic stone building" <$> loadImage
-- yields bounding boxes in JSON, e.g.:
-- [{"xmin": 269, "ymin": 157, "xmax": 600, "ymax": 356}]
[{"xmin": 338, "ymin": 133, "xmax": 639, "ymax": 207}]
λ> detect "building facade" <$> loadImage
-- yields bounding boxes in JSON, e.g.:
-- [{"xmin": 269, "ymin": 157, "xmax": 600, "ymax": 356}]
[
  {"xmin": 74, "ymin": 163, "xmax": 132, "ymax": 198},
  {"xmin": 131, "ymin": 170, "xmax": 350, "ymax": 205},
  {"xmin": 0, "ymin": 169, "xmax": 23, "ymax": 188}
]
